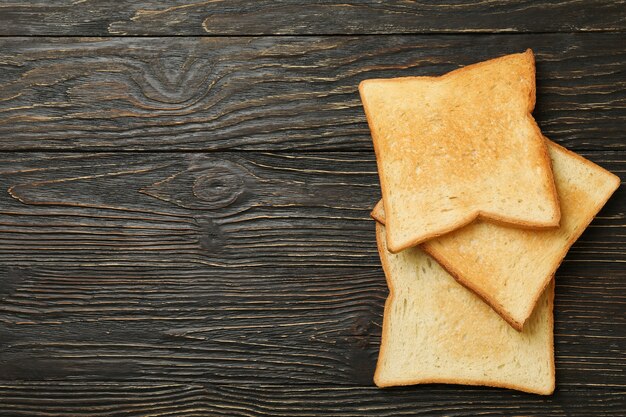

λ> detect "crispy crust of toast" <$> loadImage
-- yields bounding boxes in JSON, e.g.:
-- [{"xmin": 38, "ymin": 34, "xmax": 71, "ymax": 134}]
[
  {"xmin": 422, "ymin": 244, "xmax": 529, "ymax": 331},
  {"xmin": 373, "ymin": 222, "xmax": 555, "ymax": 394},
  {"xmin": 360, "ymin": 50, "xmax": 561, "ymax": 253},
  {"xmin": 427, "ymin": 141, "xmax": 619, "ymax": 330},
  {"xmin": 371, "ymin": 139, "xmax": 619, "ymax": 330},
  {"xmin": 370, "ymin": 201, "xmax": 528, "ymax": 330}
]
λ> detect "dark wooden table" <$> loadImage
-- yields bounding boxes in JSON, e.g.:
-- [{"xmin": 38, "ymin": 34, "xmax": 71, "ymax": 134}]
[{"xmin": 0, "ymin": 2, "xmax": 624, "ymax": 416}]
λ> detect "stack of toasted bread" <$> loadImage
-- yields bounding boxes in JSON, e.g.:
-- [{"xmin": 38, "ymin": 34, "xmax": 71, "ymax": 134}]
[{"xmin": 359, "ymin": 50, "xmax": 619, "ymax": 395}]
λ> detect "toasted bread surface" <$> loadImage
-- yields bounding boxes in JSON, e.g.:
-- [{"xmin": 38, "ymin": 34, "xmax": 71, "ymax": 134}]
[
  {"xmin": 374, "ymin": 223, "xmax": 555, "ymax": 394},
  {"xmin": 371, "ymin": 140, "xmax": 620, "ymax": 329},
  {"xmin": 360, "ymin": 50, "xmax": 560, "ymax": 253}
]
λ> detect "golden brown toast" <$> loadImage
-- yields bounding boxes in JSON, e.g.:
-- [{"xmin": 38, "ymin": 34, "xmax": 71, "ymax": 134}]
[
  {"xmin": 372, "ymin": 140, "xmax": 620, "ymax": 329},
  {"xmin": 360, "ymin": 50, "xmax": 560, "ymax": 253},
  {"xmin": 374, "ymin": 223, "xmax": 555, "ymax": 395}
]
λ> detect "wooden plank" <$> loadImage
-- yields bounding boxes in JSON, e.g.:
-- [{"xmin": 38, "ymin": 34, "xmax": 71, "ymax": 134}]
[
  {"xmin": 0, "ymin": 383, "xmax": 624, "ymax": 417},
  {"xmin": 0, "ymin": 151, "xmax": 622, "ymax": 267},
  {"xmin": 0, "ymin": 262, "xmax": 624, "ymax": 386},
  {"xmin": 0, "ymin": 1, "xmax": 624, "ymax": 36},
  {"xmin": 0, "ymin": 35, "xmax": 623, "ymax": 151}
]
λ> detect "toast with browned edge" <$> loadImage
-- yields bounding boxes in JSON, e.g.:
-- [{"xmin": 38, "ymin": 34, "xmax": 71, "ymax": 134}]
[
  {"xmin": 372, "ymin": 140, "xmax": 619, "ymax": 329},
  {"xmin": 374, "ymin": 222, "xmax": 555, "ymax": 395},
  {"xmin": 360, "ymin": 50, "xmax": 560, "ymax": 253}
]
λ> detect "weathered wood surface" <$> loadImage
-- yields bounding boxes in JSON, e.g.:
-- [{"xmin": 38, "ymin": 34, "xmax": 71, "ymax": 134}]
[
  {"xmin": 0, "ymin": 151, "xmax": 622, "ymax": 267},
  {"xmin": 0, "ymin": 34, "xmax": 624, "ymax": 151},
  {"xmin": 0, "ymin": 383, "xmax": 625, "ymax": 416},
  {"xmin": 0, "ymin": 0, "xmax": 624, "ymax": 36},
  {"xmin": 0, "ymin": 151, "xmax": 623, "ymax": 415},
  {"xmin": 0, "ymin": 2, "xmax": 625, "ymax": 414}
]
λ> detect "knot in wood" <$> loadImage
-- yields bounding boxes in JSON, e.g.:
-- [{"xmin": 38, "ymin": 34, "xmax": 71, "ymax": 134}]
[{"xmin": 192, "ymin": 163, "xmax": 244, "ymax": 209}]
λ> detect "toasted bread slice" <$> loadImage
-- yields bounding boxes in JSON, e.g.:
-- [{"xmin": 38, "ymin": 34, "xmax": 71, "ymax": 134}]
[
  {"xmin": 374, "ymin": 222, "xmax": 555, "ymax": 395},
  {"xmin": 360, "ymin": 50, "xmax": 560, "ymax": 253},
  {"xmin": 372, "ymin": 140, "xmax": 619, "ymax": 329}
]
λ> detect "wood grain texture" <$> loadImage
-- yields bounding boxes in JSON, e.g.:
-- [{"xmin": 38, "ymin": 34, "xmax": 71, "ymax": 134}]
[
  {"xmin": 0, "ymin": 383, "xmax": 624, "ymax": 417},
  {"xmin": 0, "ymin": 150, "xmax": 623, "ymax": 411},
  {"xmin": 0, "ymin": 34, "xmax": 624, "ymax": 151},
  {"xmin": 0, "ymin": 151, "xmax": 622, "ymax": 267},
  {"xmin": 0, "ymin": 261, "xmax": 624, "ymax": 387},
  {"xmin": 0, "ymin": 6, "xmax": 625, "ymax": 413},
  {"xmin": 0, "ymin": 0, "xmax": 624, "ymax": 36}
]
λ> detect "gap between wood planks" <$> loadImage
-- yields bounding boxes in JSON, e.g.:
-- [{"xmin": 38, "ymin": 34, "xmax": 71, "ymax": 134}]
[{"xmin": 0, "ymin": 30, "xmax": 624, "ymax": 38}]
